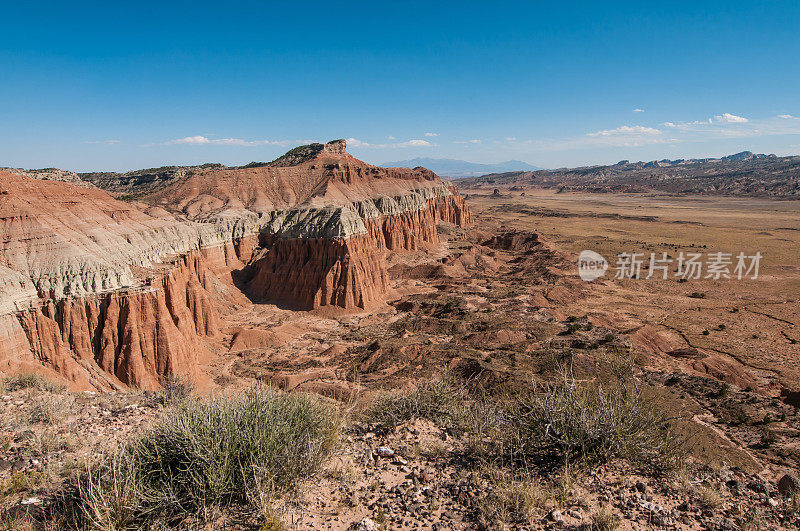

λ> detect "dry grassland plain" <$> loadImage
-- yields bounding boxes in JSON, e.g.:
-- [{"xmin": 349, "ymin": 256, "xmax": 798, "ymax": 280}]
[{"xmin": 466, "ymin": 190, "xmax": 800, "ymax": 390}]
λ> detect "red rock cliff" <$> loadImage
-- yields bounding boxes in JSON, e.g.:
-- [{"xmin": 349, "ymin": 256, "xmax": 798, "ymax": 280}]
[
  {"xmin": 4, "ymin": 253, "xmax": 218, "ymax": 390},
  {"xmin": 246, "ymin": 186, "xmax": 470, "ymax": 310},
  {"xmin": 147, "ymin": 139, "xmax": 471, "ymax": 311},
  {"xmin": 0, "ymin": 171, "xmax": 226, "ymax": 389}
]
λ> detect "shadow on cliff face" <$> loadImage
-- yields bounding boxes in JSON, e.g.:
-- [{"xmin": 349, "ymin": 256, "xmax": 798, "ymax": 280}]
[
  {"xmin": 230, "ymin": 261, "xmax": 260, "ymax": 305},
  {"xmin": 230, "ymin": 249, "xmax": 374, "ymax": 313}
]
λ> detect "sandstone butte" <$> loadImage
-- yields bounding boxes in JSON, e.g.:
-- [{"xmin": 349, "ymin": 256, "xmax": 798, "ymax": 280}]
[{"xmin": 0, "ymin": 140, "xmax": 471, "ymax": 391}]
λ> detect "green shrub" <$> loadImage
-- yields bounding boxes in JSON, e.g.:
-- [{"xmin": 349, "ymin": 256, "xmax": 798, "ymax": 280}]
[
  {"xmin": 72, "ymin": 385, "xmax": 340, "ymax": 527},
  {"xmin": 717, "ymin": 382, "xmax": 730, "ymax": 398}
]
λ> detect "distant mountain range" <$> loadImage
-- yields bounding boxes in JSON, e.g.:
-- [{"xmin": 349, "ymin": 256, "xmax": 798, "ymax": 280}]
[
  {"xmin": 379, "ymin": 158, "xmax": 543, "ymax": 178},
  {"xmin": 455, "ymin": 151, "xmax": 800, "ymax": 198}
]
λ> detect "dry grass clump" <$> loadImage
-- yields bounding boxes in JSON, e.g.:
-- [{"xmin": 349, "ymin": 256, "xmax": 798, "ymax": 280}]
[
  {"xmin": 29, "ymin": 393, "xmax": 75, "ymax": 425},
  {"xmin": 63, "ymin": 385, "xmax": 340, "ymax": 528},
  {"xmin": 364, "ymin": 374, "xmax": 464, "ymax": 429},
  {"xmin": 693, "ymin": 484, "xmax": 724, "ymax": 509},
  {"xmin": 157, "ymin": 376, "xmax": 195, "ymax": 404},
  {"xmin": 365, "ymin": 367, "xmax": 680, "ymax": 475},
  {"xmin": 363, "ymin": 373, "xmax": 507, "ymax": 447},
  {"xmin": 1, "ymin": 469, "xmax": 47, "ymax": 500},
  {"xmin": 505, "ymin": 372, "xmax": 682, "ymax": 472},
  {"xmin": 740, "ymin": 508, "xmax": 766, "ymax": 531},
  {"xmin": 1, "ymin": 373, "xmax": 65, "ymax": 394},
  {"xmin": 475, "ymin": 467, "xmax": 552, "ymax": 526},
  {"xmin": 591, "ymin": 506, "xmax": 621, "ymax": 530}
]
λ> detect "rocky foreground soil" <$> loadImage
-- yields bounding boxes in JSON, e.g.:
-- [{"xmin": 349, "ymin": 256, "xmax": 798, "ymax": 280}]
[{"xmin": 2, "ymin": 379, "xmax": 800, "ymax": 530}]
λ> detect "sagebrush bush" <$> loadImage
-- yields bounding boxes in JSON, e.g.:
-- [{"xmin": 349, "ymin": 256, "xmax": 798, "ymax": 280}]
[
  {"xmin": 29, "ymin": 393, "xmax": 74, "ymax": 424},
  {"xmin": 2, "ymin": 373, "xmax": 65, "ymax": 393},
  {"xmin": 506, "ymin": 374, "xmax": 681, "ymax": 471},
  {"xmin": 71, "ymin": 385, "xmax": 340, "ymax": 528},
  {"xmin": 365, "ymin": 375, "xmax": 464, "ymax": 429},
  {"xmin": 364, "ymin": 368, "xmax": 679, "ymax": 472}
]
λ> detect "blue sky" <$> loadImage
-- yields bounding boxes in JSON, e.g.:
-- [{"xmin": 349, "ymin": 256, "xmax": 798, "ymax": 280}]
[{"xmin": 2, "ymin": 1, "xmax": 799, "ymax": 172}]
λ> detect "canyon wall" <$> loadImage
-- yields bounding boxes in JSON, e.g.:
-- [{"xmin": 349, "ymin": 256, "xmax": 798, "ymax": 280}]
[
  {"xmin": 247, "ymin": 187, "xmax": 470, "ymax": 310},
  {"xmin": 1, "ymin": 253, "xmax": 220, "ymax": 390}
]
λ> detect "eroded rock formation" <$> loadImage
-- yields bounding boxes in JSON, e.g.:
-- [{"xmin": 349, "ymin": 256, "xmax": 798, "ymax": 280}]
[{"xmin": 0, "ymin": 140, "xmax": 470, "ymax": 388}]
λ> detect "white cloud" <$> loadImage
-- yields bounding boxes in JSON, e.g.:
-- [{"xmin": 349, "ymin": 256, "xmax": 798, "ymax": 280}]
[
  {"xmin": 660, "ymin": 113, "xmax": 800, "ymax": 140},
  {"xmin": 714, "ymin": 113, "xmax": 748, "ymax": 123},
  {"xmin": 719, "ymin": 128, "xmax": 752, "ymax": 137},
  {"xmin": 505, "ymin": 137, "xmax": 517, "ymax": 141},
  {"xmin": 345, "ymin": 137, "xmax": 373, "ymax": 148},
  {"xmin": 663, "ymin": 118, "xmax": 714, "ymax": 131},
  {"xmin": 83, "ymin": 139, "xmax": 120, "ymax": 145},
  {"xmin": 171, "ymin": 135, "xmax": 212, "ymax": 144},
  {"xmin": 531, "ymin": 113, "xmax": 800, "ymax": 153},
  {"xmin": 633, "ymin": 108, "xmax": 645, "ymax": 113},
  {"xmin": 397, "ymin": 139, "xmax": 432, "ymax": 147},
  {"xmin": 424, "ymin": 132, "xmax": 439, "ymax": 137},
  {"xmin": 455, "ymin": 139, "xmax": 482, "ymax": 144},
  {"xmin": 576, "ymin": 125, "xmax": 671, "ymax": 147},
  {"xmin": 387, "ymin": 135, "xmax": 396, "ymax": 140},
  {"xmin": 346, "ymin": 138, "xmax": 432, "ymax": 149},
  {"xmin": 164, "ymin": 136, "xmax": 292, "ymax": 147},
  {"xmin": 587, "ymin": 125, "xmax": 662, "ymax": 137}
]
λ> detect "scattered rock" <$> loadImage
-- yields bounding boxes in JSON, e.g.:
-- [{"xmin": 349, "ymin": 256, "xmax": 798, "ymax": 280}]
[
  {"xmin": 375, "ymin": 446, "xmax": 394, "ymax": 458},
  {"xmin": 351, "ymin": 517, "xmax": 378, "ymax": 531},
  {"xmin": 766, "ymin": 497, "xmax": 779, "ymax": 508}
]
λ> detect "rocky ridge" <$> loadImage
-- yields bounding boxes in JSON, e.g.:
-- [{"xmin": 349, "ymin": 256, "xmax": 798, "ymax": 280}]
[
  {"xmin": 0, "ymin": 167, "xmax": 90, "ymax": 187},
  {"xmin": 456, "ymin": 151, "xmax": 800, "ymax": 197}
]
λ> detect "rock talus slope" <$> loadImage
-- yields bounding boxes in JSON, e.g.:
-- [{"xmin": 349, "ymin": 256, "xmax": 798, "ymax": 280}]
[{"xmin": 0, "ymin": 140, "xmax": 470, "ymax": 388}]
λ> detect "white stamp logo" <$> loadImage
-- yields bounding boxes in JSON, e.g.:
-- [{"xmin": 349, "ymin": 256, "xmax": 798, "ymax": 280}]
[{"xmin": 578, "ymin": 250, "xmax": 608, "ymax": 282}]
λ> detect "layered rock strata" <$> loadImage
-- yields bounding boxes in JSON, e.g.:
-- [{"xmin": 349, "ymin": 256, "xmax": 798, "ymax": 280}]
[
  {"xmin": 246, "ymin": 189, "xmax": 468, "ymax": 310},
  {"xmin": 144, "ymin": 139, "xmax": 471, "ymax": 310},
  {"xmin": 0, "ymin": 171, "xmax": 234, "ymax": 388}
]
